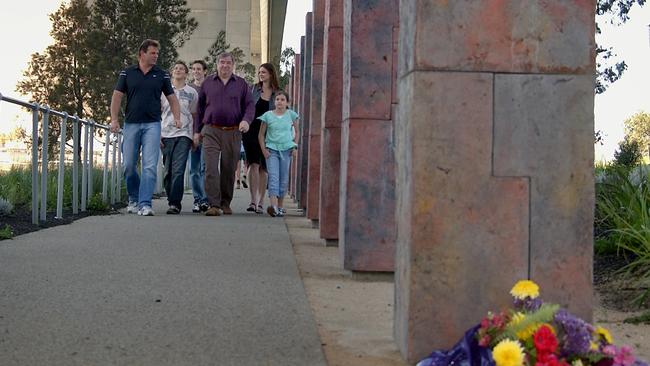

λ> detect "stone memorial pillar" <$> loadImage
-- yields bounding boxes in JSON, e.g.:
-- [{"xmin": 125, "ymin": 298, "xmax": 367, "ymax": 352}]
[
  {"xmin": 340, "ymin": 0, "xmax": 399, "ymax": 271},
  {"xmin": 394, "ymin": 1, "xmax": 595, "ymax": 362},
  {"xmin": 291, "ymin": 57, "xmax": 301, "ymax": 198},
  {"xmin": 300, "ymin": 22, "xmax": 312, "ymax": 210},
  {"xmin": 318, "ymin": 0, "xmax": 343, "ymax": 243},
  {"xmin": 307, "ymin": 0, "xmax": 326, "ymax": 221}
]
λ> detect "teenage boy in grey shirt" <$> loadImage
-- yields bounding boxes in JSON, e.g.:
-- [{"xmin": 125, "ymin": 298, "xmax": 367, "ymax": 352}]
[{"xmin": 160, "ymin": 61, "xmax": 198, "ymax": 214}]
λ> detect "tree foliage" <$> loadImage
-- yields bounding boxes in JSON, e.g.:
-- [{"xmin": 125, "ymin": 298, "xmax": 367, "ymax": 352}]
[
  {"xmin": 16, "ymin": 0, "xmax": 197, "ymax": 158},
  {"xmin": 623, "ymin": 111, "xmax": 650, "ymax": 159},
  {"xmin": 16, "ymin": 0, "xmax": 92, "ymax": 157},
  {"xmin": 614, "ymin": 138, "xmax": 642, "ymax": 167},
  {"xmin": 275, "ymin": 47, "xmax": 296, "ymax": 91},
  {"xmin": 203, "ymin": 30, "xmax": 256, "ymax": 83},
  {"xmin": 85, "ymin": 0, "xmax": 197, "ymax": 124},
  {"xmin": 595, "ymin": 0, "xmax": 646, "ymax": 94}
]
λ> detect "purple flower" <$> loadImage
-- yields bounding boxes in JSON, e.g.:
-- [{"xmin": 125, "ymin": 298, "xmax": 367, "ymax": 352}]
[
  {"xmin": 554, "ymin": 309, "xmax": 594, "ymax": 355},
  {"xmin": 513, "ymin": 297, "xmax": 543, "ymax": 311}
]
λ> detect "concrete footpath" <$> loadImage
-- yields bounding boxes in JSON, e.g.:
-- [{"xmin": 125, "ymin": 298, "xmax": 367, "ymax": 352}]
[{"xmin": 0, "ymin": 190, "xmax": 327, "ymax": 366}]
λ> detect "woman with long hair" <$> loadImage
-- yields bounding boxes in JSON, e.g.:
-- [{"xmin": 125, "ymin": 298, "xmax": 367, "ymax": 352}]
[{"xmin": 243, "ymin": 63, "xmax": 280, "ymax": 213}]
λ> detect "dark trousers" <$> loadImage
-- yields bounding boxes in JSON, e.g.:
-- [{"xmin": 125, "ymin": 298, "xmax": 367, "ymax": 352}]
[
  {"xmin": 202, "ymin": 125, "xmax": 241, "ymax": 208},
  {"xmin": 161, "ymin": 136, "xmax": 192, "ymax": 208}
]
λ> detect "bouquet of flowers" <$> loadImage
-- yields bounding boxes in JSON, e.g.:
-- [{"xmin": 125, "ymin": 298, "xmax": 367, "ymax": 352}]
[{"xmin": 417, "ymin": 280, "xmax": 648, "ymax": 366}]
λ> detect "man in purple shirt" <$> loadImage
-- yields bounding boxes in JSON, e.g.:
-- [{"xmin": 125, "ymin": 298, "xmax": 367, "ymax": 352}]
[{"xmin": 194, "ymin": 52, "xmax": 254, "ymax": 216}]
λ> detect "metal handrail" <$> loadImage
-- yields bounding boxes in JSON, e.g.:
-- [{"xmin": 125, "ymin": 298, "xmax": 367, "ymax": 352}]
[{"xmin": 0, "ymin": 92, "xmax": 123, "ymax": 224}]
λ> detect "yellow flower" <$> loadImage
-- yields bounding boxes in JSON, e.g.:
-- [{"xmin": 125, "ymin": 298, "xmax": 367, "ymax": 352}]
[
  {"xmin": 510, "ymin": 280, "xmax": 540, "ymax": 300},
  {"xmin": 594, "ymin": 326, "xmax": 613, "ymax": 344},
  {"xmin": 492, "ymin": 339, "xmax": 525, "ymax": 366},
  {"xmin": 509, "ymin": 312, "xmax": 539, "ymax": 340},
  {"xmin": 572, "ymin": 360, "xmax": 585, "ymax": 366}
]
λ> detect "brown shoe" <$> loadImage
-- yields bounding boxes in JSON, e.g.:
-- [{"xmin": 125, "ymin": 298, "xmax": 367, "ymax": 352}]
[
  {"xmin": 222, "ymin": 206, "xmax": 233, "ymax": 215},
  {"xmin": 205, "ymin": 207, "xmax": 221, "ymax": 216}
]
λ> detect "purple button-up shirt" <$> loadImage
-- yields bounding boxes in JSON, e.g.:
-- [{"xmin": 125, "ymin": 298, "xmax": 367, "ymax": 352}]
[{"xmin": 194, "ymin": 73, "xmax": 254, "ymax": 133}]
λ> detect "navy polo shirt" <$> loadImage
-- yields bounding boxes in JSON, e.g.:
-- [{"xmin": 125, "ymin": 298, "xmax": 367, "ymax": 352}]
[{"xmin": 114, "ymin": 64, "xmax": 174, "ymax": 123}]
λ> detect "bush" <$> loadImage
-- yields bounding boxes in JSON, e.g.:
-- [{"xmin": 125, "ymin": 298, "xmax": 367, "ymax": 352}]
[
  {"xmin": 0, "ymin": 165, "xmax": 125, "ymax": 210},
  {"xmin": 596, "ymin": 166, "xmax": 650, "ymax": 299},
  {"xmin": 613, "ymin": 138, "xmax": 642, "ymax": 168},
  {"xmin": 87, "ymin": 193, "xmax": 110, "ymax": 213},
  {"xmin": 0, "ymin": 197, "xmax": 14, "ymax": 216},
  {"xmin": 0, "ymin": 224, "xmax": 13, "ymax": 240}
]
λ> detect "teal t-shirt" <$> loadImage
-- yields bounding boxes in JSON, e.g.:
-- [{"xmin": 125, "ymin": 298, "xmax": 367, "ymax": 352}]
[{"xmin": 259, "ymin": 109, "xmax": 299, "ymax": 151}]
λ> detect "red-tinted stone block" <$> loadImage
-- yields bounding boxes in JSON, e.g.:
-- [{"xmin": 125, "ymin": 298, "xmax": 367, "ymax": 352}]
[
  {"xmin": 394, "ymin": 72, "xmax": 529, "ymax": 362},
  {"xmin": 318, "ymin": 0, "xmax": 344, "ymax": 239},
  {"xmin": 399, "ymin": 0, "xmax": 596, "ymax": 76},
  {"xmin": 307, "ymin": 131, "xmax": 322, "ymax": 220},
  {"xmin": 493, "ymin": 74, "xmax": 594, "ymax": 320},
  {"xmin": 306, "ymin": 0, "xmax": 325, "ymax": 220},
  {"xmin": 300, "ymin": 15, "xmax": 313, "ymax": 210},
  {"xmin": 319, "ymin": 127, "xmax": 341, "ymax": 239},
  {"xmin": 340, "ymin": 119, "xmax": 396, "ymax": 271},
  {"xmin": 312, "ymin": 0, "xmax": 326, "ymax": 65},
  {"xmin": 340, "ymin": 0, "xmax": 399, "ymax": 271},
  {"xmin": 325, "ymin": 0, "xmax": 343, "ymax": 28},
  {"xmin": 322, "ymin": 26, "xmax": 343, "ymax": 129},
  {"xmin": 343, "ymin": 0, "xmax": 399, "ymax": 121}
]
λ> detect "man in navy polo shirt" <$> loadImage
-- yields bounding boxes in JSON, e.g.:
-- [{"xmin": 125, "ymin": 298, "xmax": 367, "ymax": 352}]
[{"xmin": 110, "ymin": 39, "xmax": 181, "ymax": 216}]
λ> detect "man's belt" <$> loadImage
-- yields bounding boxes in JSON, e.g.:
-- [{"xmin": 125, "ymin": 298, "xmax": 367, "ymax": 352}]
[{"xmin": 207, "ymin": 124, "xmax": 238, "ymax": 131}]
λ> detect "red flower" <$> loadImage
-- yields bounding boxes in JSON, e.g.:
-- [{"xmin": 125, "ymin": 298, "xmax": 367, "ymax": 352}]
[
  {"xmin": 536, "ymin": 353, "xmax": 569, "ymax": 366},
  {"xmin": 533, "ymin": 325, "xmax": 558, "ymax": 354}
]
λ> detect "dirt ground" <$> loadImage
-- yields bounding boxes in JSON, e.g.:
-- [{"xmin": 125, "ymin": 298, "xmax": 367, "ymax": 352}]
[{"xmin": 283, "ymin": 204, "xmax": 650, "ymax": 365}]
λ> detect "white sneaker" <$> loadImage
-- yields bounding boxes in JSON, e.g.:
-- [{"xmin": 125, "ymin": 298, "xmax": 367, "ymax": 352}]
[
  {"xmin": 138, "ymin": 206, "xmax": 155, "ymax": 216},
  {"xmin": 127, "ymin": 202, "xmax": 138, "ymax": 214}
]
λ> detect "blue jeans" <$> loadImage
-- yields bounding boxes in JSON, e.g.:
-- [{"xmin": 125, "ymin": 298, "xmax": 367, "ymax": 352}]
[
  {"xmin": 122, "ymin": 122, "xmax": 161, "ymax": 209},
  {"xmin": 266, "ymin": 148, "xmax": 292, "ymax": 198},
  {"xmin": 161, "ymin": 137, "xmax": 192, "ymax": 208},
  {"xmin": 189, "ymin": 144, "xmax": 207, "ymax": 205}
]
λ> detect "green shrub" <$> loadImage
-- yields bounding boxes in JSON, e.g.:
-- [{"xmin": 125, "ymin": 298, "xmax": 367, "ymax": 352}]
[
  {"xmin": 0, "ymin": 165, "xmax": 125, "ymax": 210},
  {"xmin": 613, "ymin": 138, "xmax": 642, "ymax": 168},
  {"xmin": 596, "ymin": 166, "xmax": 650, "ymax": 296},
  {"xmin": 0, "ymin": 224, "xmax": 13, "ymax": 240},
  {"xmin": 0, "ymin": 197, "xmax": 14, "ymax": 215},
  {"xmin": 87, "ymin": 192, "xmax": 110, "ymax": 212}
]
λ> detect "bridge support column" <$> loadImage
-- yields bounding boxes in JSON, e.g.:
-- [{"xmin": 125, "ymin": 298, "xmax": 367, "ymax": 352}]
[
  {"xmin": 307, "ymin": 0, "xmax": 326, "ymax": 221},
  {"xmin": 340, "ymin": 0, "xmax": 399, "ymax": 271},
  {"xmin": 394, "ymin": 1, "xmax": 595, "ymax": 362},
  {"xmin": 318, "ymin": 0, "xmax": 343, "ymax": 241}
]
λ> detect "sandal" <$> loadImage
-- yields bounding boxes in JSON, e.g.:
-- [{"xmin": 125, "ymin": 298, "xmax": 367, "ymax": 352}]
[
  {"xmin": 246, "ymin": 202, "xmax": 256, "ymax": 212},
  {"xmin": 256, "ymin": 205, "xmax": 264, "ymax": 214}
]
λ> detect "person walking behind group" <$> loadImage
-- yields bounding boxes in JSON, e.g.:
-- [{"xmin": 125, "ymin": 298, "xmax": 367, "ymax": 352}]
[
  {"xmin": 194, "ymin": 52, "xmax": 254, "ymax": 216},
  {"xmin": 235, "ymin": 142, "xmax": 248, "ymax": 189},
  {"xmin": 188, "ymin": 59, "xmax": 210, "ymax": 213},
  {"xmin": 160, "ymin": 61, "xmax": 198, "ymax": 214},
  {"xmin": 258, "ymin": 91, "xmax": 299, "ymax": 217},
  {"xmin": 110, "ymin": 39, "xmax": 181, "ymax": 216},
  {"xmin": 243, "ymin": 63, "xmax": 279, "ymax": 214}
]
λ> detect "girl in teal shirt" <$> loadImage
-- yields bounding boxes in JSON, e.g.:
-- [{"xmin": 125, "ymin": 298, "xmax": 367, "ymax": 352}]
[{"xmin": 258, "ymin": 91, "xmax": 300, "ymax": 217}]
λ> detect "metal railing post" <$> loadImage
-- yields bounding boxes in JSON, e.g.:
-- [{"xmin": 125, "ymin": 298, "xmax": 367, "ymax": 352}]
[
  {"xmin": 111, "ymin": 133, "xmax": 117, "ymax": 205},
  {"xmin": 117, "ymin": 134, "xmax": 122, "ymax": 202},
  {"xmin": 72, "ymin": 116, "xmax": 79, "ymax": 214},
  {"xmin": 102, "ymin": 130, "xmax": 110, "ymax": 203},
  {"xmin": 31, "ymin": 104, "xmax": 40, "ymax": 225},
  {"xmin": 81, "ymin": 122, "xmax": 88, "ymax": 211},
  {"xmin": 56, "ymin": 112, "xmax": 68, "ymax": 219},
  {"xmin": 88, "ymin": 121, "xmax": 95, "ymax": 200},
  {"xmin": 40, "ymin": 107, "xmax": 50, "ymax": 222}
]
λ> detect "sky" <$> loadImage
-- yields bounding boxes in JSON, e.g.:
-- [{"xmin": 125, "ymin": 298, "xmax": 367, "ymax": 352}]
[{"xmin": 0, "ymin": 0, "xmax": 647, "ymax": 162}]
